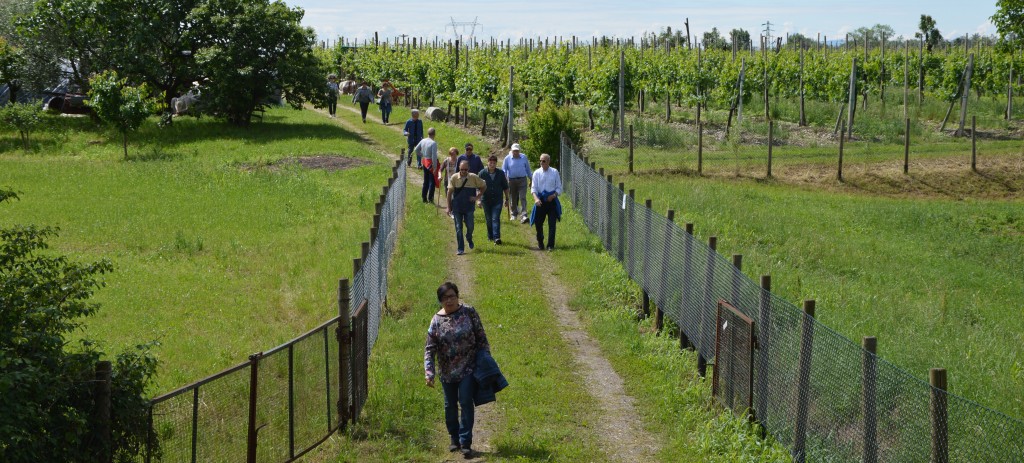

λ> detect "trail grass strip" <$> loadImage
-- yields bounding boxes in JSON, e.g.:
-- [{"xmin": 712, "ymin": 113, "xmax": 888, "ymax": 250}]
[{"xmin": 317, "ymin": 101, "xmax": 791, "ymax": 462}]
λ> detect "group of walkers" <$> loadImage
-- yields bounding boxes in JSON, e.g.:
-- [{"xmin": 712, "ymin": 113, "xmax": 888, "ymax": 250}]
[
  {"xmin": 325, "ymin": 75, "xmax": 395, "ymax": 124},
  {"xmin": 410, "ymin": 124, "xmax": 562, "ymax": 255}
]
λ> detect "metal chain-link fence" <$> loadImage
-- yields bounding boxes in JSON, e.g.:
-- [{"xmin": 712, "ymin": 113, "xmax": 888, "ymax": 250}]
[
  {"xmin": 146, "ymin": 157, "xmax": 407, "ymax": 462},
  {"xmin": 562, "ymin": 135, "xmax": 1024, "ymax": 463}
]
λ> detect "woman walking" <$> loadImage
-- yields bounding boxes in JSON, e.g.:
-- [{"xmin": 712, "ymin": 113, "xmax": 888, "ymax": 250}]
[
  {"xmin": 352, "ymin": 81, "xmax": 373, "ymax": 123},
  {"xmin": 425, "ymin": 282, "xmax": 489, "ymax": 458},
  {"xmin": 325, "ymin": 74, "xmax": 339, "ymax": 118},
  {"xmin": 377, "ymin": 79, "xmax": 394, "ymax": 124}
]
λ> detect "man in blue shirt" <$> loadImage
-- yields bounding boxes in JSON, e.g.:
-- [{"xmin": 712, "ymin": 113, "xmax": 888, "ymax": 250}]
[
  {"xmin": 501, "ymin": 143, "xmax": 532, "ymax": 223},
  {"xmin": 404, "ymin": 109, "xmax": 424, "ymax": 167}
]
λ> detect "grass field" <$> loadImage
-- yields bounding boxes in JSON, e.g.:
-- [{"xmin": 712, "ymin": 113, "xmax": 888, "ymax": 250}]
[
  {"xmin": 578, "ymin": 138, "xmax": 1024, "ymax": 419},
  {"xmin": 0, "ymin": 107, "xmax": 393, "ymax": 391}
]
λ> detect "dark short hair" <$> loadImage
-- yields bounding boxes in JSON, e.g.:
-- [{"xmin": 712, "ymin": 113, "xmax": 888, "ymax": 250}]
[
  {"xmin": 436, "ymin": 282, "xmax": 459, "ymax": 302},
  {"xmin": 487, "ymin": 155, "xmax": 498, "ymax": 162},
  {"xmin": 464, "ymin": 143, "xmax": 473, "ymax": 148}
]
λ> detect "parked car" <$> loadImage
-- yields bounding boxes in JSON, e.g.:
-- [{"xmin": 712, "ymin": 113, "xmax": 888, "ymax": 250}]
[{"xmin": 42, "ymin": 80, "xmax": 90, "ymax": 114}]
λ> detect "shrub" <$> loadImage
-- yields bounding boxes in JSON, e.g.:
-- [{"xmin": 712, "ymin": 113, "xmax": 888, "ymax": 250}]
[
  {"xmin": 87, "ymin": 71, "xmax": 155, "ymax": 160},
  {"xmin": 522, "ymin": 100, "xmax": 582, "ymax": 168},
  {"xmin": 0, "ymin": 190, "xmax": 158, "ymax": 463},
  {"xmin": 0, "ymin": 102, "xmax": 42, "ymax": 149}
]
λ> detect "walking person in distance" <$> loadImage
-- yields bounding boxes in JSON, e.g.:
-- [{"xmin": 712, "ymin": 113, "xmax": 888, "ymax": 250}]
[
  {"xmin": 447, "ymin": 161, "xmax": 486, "ymax": 255},
  {"xmin": 530, "ymin": 153, "xmax": 562, "ymax": 251},
  {"xmin": 502, "ymin": 143, "xmax": 532, "ymax": 223},
  {"xmin": 477, "ymin": 155, "xmax": 510, "ymax": 244}
]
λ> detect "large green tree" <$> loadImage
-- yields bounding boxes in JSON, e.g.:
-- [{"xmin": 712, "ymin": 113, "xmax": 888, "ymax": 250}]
[
  {"xmin": 96, "ymin": 0, "xmax": 204, "ymax": 116},
  {"xmin": 702, "ymin": 27, "xmax": 730, "ymax": 51},
  {"xmin": 17, "ymin": 0, "xmax": 108, "ymax": 91},
  {"xmin": 189, "ymin": 0, "xmax": 326, "ymax": 125},
  {"xmin": 992, "ymin": 0, "xmax": 1024, "ymax": 45}
]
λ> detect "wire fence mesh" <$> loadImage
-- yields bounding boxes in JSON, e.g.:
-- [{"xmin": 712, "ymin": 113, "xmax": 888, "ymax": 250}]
[
  {"xmin": 561, "ymin": 134, "xmax": 1024, "ymax": 463},
  {"xmin": 146, "ymin": 157, "xmax": 407, "ymax": 462}
]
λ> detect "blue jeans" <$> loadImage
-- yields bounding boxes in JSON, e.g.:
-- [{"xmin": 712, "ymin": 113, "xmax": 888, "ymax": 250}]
[
  {"xmin": 422, "ymin": 167, "xmax": 435, "ymax": 202},
  {"xmin": 453, "ymin": 209, "xmax": 475, "ymax": 252},
  {"xmin": 441, "ymin": 375, "xmax": 476, "ymax": 447},
  {"xmin": 483, "ymin": 202, "xmax": 503, "ymax": 240},
  {"xmin": 380, "ymin": 101, "xmax": 392, "ymax": 123}
]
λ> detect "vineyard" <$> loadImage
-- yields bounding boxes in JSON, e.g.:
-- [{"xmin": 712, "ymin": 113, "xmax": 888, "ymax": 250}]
[{"xmin": 318, "ymin": 38, "xmax": 1024, "ymax": 149}]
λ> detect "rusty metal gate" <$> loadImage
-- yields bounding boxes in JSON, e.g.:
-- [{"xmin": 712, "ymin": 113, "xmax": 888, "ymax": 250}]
[
  {"xmin": 350, "ymin": 300, "xmax": 369, "ymax": 422},
  {"xmin": 713, "ymin": 300, "xmax": 757, "ymax": 419}
]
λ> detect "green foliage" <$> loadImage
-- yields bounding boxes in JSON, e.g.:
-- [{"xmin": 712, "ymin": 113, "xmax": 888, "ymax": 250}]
[
  {"xmin": 0, "ymin": 190, "xmax": 158, "ymax": 463},
  {"xmin": 702, "ymin": 27, "xmax": 730, "ymax": 51},
  {"xmin": 523, "ymin": 100, "xmax": 581, "ymax": 168},
  {"xmin": 0, "ymin": 101, "xmax": 42, "ymax": 149},
  {"xmin": 992, "ymin": 0, "xmax": 1024, "ymax": 45},
  {"xmin": 917, "ymin": 14, "xmax": 944, "ymax": 51},
  {"xmin": 190, "ymin": 0, "xmax": 326, "ymax": 126},
  {"xmin": 88, "ymin": 70, "xmax": 155, "ymax": 159}
]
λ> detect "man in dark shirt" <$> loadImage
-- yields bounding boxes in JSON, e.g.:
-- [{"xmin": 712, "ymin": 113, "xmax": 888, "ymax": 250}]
[
  {"xmin": 404, "ymin": 109, "xmax": 424, "ymax": 167},
  {"xmin": 456, "ymin": 143, "xmax": 485, "ymax": 174},
  {"xmin": 477, "ymin": 155, "xmax": 510, "ymax": 244}
]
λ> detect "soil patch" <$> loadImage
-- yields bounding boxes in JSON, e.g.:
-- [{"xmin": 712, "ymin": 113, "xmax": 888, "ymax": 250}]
[{"xmin": 240, "ymin": 155, "xmax": 371, "ymax": 172}]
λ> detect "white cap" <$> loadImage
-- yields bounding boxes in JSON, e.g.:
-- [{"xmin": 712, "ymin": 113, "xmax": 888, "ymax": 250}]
[{"xmin": 511, "ymin": 143, "xmax": 521, "ymax": 151}]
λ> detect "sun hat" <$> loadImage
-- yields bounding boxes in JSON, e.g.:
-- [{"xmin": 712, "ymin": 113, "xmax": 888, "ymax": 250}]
[{"xmin": 511, "ymin": 143, "xmax": 521, "ymax": 151}]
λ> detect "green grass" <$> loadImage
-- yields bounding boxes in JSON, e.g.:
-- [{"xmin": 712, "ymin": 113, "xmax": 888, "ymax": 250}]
[
  {"xmin": 562, "ymin": 160, "xmax": 1024, "ymax": 419},
  {"xmin": 0, "ymin": 107, "xmax": 393, "ymax": 391}
]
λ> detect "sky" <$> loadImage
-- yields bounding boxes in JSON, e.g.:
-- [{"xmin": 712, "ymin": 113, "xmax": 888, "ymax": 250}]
[{"xmin": 290, "ymin": 0, "xmax": 1003, "ymax": 46}]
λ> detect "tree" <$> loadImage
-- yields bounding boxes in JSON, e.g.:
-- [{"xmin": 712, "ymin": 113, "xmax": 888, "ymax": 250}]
[
  {"xmin": 0, "ymin": 190, "xmax": 158, "ymax": 463},
  {"xmin": 850, "ymin": 24, "xmax": 896, "ymax": 47},
  {"xmin": 786, "ymin": 33, "xmax": 816, "ymax": 49},
  {"xmin": 96, "ymin": 0, "xmax": 204, "ymax": 119},
  {"xmin": 189, "ymin": 0, "xmax": 327, "ymax": 125},
  {"xmin": 730, "ymin": 28, "xmax": 752, "ymax": 51},
  {"xmin": 17, "ymin": 0, "xmax": 109, "ymax": 92},
  {"xmin": 992, "ymin": 0, "xmax": 1024, "ymax": 45},
  {"xmin": 0, "ymin": 102, "xmax": 42, "ymax": 149},
  {"xmin": 916, "ymin": 14, "xmax": 943, "ymax": 51},
  {"xmin": 0, "ymin": 37, "xmax": 24, "ymax": 102},
  {"xmin": 702, "ymin": 27, "xmax": 730, "ymax": 51},
  {"xmin": 522, "ymin": 100, "xmax": 581, "ymax": 168},
  {"xmin": 87, "ymin": 71, "xmax": 155, "ymax": 159}
]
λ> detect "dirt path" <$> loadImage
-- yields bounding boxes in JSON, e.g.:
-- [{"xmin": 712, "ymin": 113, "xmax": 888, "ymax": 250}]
[
  {"xmin": 527, "ymin": 244, "xmax": 660, "ymax": 462},
  {"xmin": 330, "ymin": 104, "xmax": 657, "ymax": 462}
]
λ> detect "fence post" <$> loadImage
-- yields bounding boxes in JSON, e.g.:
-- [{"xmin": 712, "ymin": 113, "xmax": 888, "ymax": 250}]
[
  {"xmin": 862, "ymin": 337, "xmax": 878, "ymax": 463},
  {"xmin": 792, "ymin": 300, "xmax": 816, "ymax": 463},
  {"xmin": 246, "ymin": 352, "xmax": 263, "ymax": 463},
  {"xmin": 338, "ymin": 278, "xmax": 352, "ymax": 427},
  {"xmin": 656, "ymin": 209, "xmax": 675, "ymax": 333},
  {"xmin": 628, "ymin": 124, "xmax": 634, "ymax": 174},
  {"xmin": 904, "ymin": 118, "xmax": 910, "ymax": 174},
  {"xmin": 680, "ymin": 223, "xmax": 695, "ymax": 350},
  {"xmin": 698, "ymin": 122, "xmax": 704, "ymax": 175},
  {"xmin": 767, "ymin": 121, "xmax": 774, "ymax": 178},
  {"xmin": 617, "ymin": 183, "xmax": 625, "ymax": 261},
  {"xmin": 93, "ymin": 361, "xmax": 112, "ymax": 463},
  {"xmin": 698, "ymin": 236, "xmax": 717, "ymax": 378},
  {"xmin": 930, "ymin": 368, "xmax": 949, "ymax": 463},
  {"xmin": 288, "ymin": 344, "xmax": 295, "ymax": 458},
  {"xmin": 754, "ymin": 275, "xmax": 771, "ymax": 430},
  {"xmin": 838, "ymin": 120, "xmax": 846, "ymax": 182},
  {"xmin": 641, "ymin": 199, "xmax": 653, "ymax": 319},
  {"xmin": 606, "ymin": 175, "xmax": 614, "ymax": 251},
  {"xmin": 730, "ymin": 254, "xmax": 742, "ymax": 307},
  {"xmin": 627, "ymin": 189, "xmax": 636, "ymax": 278},
  {"xmin": 971, "ymin": 115, "xmax": 977, "ymax": 172}
]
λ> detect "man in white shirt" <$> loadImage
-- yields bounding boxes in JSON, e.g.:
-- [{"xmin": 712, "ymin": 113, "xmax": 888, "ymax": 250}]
[
  {"xmin": 530, "ymin": 153, "xmax": 562, "ymax": 251},
  {"xmin": 414, "ymin": 127, "xmax": 439, "ymax": 203}
]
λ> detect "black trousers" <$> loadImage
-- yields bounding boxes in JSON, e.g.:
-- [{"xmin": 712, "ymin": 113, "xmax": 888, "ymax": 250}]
[
  {"xmin": 358, "ymin": 102, "xmax": 369, "ymax": 121},
  {"xmin": 422, "ymin": 167, "xmax": 436, "ymax": 202},
  {"xmin": 327, "ymin": 97, "xmax": 337, "ymax": 115},
  {"xmin": 534, "ymin": 202, "xmax": 557, "ymax": 249}
]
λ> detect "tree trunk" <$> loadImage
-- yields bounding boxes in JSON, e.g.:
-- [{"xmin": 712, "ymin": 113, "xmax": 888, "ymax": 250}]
[
  {"xmin": 481, "ymin": 112, "xmax": 487, "ymax": 135},
  {"xmin": 123, "ymin": 132, "xmax": 129, "ymax": 160}
]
